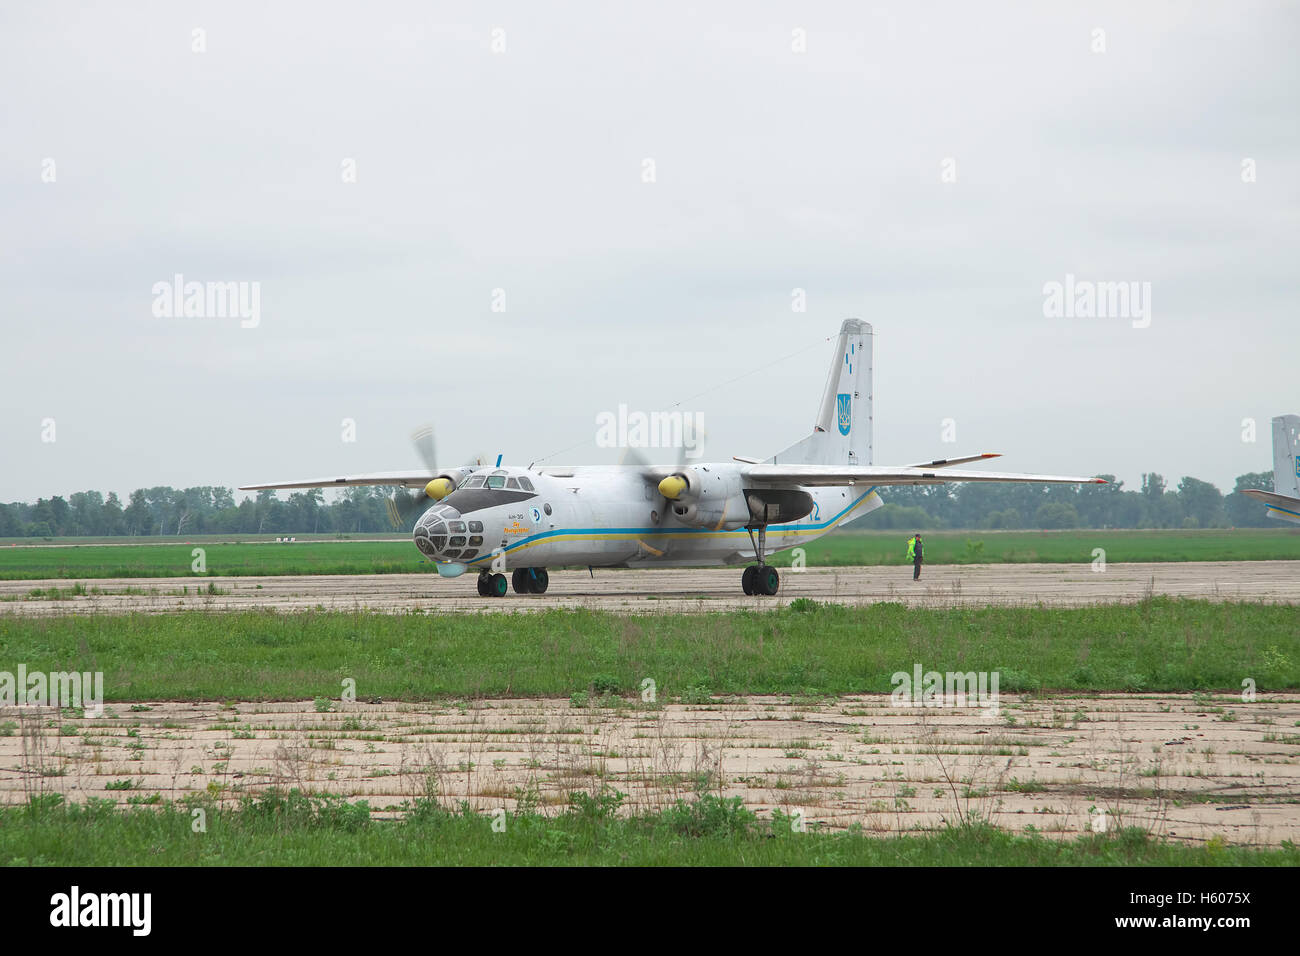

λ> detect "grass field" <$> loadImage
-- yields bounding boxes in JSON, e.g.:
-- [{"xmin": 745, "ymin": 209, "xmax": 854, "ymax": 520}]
[
  {"xmin": 4, "ymin": 792, "xmax": 1293, "ymax": 866},
  {"xmin": 5, "ymin": 601, "xmax": 1296, "ymax": 867},
  {"xmin": 1, "ymin": 600, "xmax": 1295, "ymax": 701},
  {"xmin": 0, "ymin": 528, "xmax": 1297, "ymax": 580}
]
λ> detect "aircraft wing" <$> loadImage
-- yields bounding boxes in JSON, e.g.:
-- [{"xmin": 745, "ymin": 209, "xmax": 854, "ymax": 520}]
[
  {"xmin": 239, "ymin": 472, "xmax": 437, "ymax": 491},
  {"xmin": 744, "ymin": 464, "xmax": 1105, "ymax": 487}
]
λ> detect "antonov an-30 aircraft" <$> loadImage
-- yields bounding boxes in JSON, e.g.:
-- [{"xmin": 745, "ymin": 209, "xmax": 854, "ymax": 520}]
[
  {"xmin": 242, "ymin": 320, "xmax": 1104, "ymax": 597},
  {"xmin": 1241, "ymin": 414, "xmax": 1300, "ymax": 525}
]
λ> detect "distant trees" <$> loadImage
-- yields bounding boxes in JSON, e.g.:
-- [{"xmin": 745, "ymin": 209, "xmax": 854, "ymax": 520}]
[
  {"xmin": 0, "ymin": 485, "xmax": 401, "ymax": 538},
  {"xmin": 1225, "ymin": 471, "xmax": 1273, "ymax": 528},
  {"xmin": 845, "ymin": 468, "xmax": 1279, "ymax": 531},
  {"xmin": 0, "ymin": 468, "xmax": 1286, "ymax": 538}
]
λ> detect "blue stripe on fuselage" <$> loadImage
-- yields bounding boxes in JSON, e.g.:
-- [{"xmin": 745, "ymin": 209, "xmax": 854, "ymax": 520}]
[{"xmin": 461, "ymin": 486, "xmax": 879, "ymax": 565}]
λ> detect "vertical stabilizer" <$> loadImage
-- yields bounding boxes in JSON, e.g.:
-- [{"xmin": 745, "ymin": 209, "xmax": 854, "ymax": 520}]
[
  {"xmin": 1271, "ymin": 415, "xmax": 1300, "ymax": 498},
  {"xmin": 772, "ymin": 319, "xmax": 873, "ymax": 465}
]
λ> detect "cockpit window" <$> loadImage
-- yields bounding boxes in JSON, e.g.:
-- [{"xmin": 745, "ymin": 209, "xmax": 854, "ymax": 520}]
[
  {"xmin": 517, "ymin": 476, "xmax": 534, "ymax": 491},
  {"xmin": 505, "ymin": 477, "xmax": 520, "ymax": 489},
  {"xmin": 486, "ymin": 475, "xmax": 506, "ymax": 489},
  {"xmin": 465, "ymin": 476, "xmax": 486, "ymax": 488}
]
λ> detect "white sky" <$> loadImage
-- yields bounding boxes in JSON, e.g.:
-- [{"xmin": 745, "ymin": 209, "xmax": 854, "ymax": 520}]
[{"xmin": 2, "ymin": 0, "xmax": 1297, "ymax": 502}]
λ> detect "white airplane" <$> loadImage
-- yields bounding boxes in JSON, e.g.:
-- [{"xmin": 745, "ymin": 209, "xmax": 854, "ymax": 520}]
[
  {"xmin": 242, "ymin": 319, "xmax": 1104, "ymax": 597},
  {"xmin": 1241, "ymin": 414, "xmax": 1300, "ymax": 525}
]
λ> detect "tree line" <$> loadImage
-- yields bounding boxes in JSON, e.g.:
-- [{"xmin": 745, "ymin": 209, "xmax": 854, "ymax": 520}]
[
  {"xmin": 0, "ymin": 486, "xmax": 399, "ymax": 538},
  {"xmin": 856, "ymin": 472, "xmax": 1278, "ymax": 530},
  {"xmin": 0, "ymin": 470, "xmax": 1280, "ymax": 538}
]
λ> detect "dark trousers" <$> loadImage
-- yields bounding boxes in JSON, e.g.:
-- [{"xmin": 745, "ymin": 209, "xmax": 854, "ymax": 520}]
[{"xmin": 913, "ymin": 559, "xmax": 922, "ymax": 580}]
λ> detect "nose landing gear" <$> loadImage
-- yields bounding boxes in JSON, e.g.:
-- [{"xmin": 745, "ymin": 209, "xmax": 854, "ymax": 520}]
[{"xmin": 742, "ymin": 525, "xmax": 780, "ymax": 596}]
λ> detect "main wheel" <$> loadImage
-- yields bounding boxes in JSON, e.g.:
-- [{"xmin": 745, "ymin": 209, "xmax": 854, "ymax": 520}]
[
  {"xmin": 511, "ymin": 568, "xmax": 529, "ymax": 594},
  {"xmin": 530, "ymin": 568, "xmax": 549, "ymax": 594},
  {"xmin": 758, "ymin": 566, "xmax": 780, "ymax": 596},
  {"xmin": 490, "ymin": 573, "xmax": 508, "ymax": 597},
  {"xmin": 476, "ymin": 574, "xmax": 489, "ymax": 597},
  {"xmin": 741, "ymin": 565, "xmax": 757, "ymax": 595}
]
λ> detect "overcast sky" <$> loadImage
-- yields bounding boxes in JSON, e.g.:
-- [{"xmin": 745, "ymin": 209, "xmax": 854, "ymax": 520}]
[{"xmin": 3, "ymin": 1, "xmax": 1297, "ymax": 503}]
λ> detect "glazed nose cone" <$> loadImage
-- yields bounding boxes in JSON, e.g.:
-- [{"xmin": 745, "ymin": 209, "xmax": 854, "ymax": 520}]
[{"xmin": 413, "ymin": 505, "xmax": 462, "ymax": 556}]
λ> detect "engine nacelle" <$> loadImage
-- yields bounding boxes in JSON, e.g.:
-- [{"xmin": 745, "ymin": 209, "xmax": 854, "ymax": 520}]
[{"xmin": 659, "ymin": 466, "xmax": 751, "ymax": 530}]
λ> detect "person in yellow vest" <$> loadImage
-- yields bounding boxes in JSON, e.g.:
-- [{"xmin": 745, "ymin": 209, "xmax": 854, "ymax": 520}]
[{"xmin": 906, "ymin": 533, "xmax": 924, "ymax": 580}]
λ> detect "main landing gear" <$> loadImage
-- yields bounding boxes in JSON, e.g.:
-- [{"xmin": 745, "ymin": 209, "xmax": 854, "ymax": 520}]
[
  {"xmin": 476, "ymin": 572, "xmax": 508, "ymax": 597},
  {"xmin": 742, "ymin": 525, "xmax": 780, "ymax": 596},
  {"xmin": 511, "ymin": 567, "xmax": 549, "ymax": 594},
  {"xmin": 477, "ymin": 568, "xmax": 549, "ymax": 597}
]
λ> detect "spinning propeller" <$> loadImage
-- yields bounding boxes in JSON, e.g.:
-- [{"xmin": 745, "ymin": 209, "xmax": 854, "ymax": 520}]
[{"xmin": 385, "ymin": 425, "xmax": 486, "ymax": 530}]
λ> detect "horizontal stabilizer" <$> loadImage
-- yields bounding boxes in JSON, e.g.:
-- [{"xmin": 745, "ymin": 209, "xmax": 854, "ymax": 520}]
[
  {"xmin": 906, "ymin": 453, "xmax": 1001, "ymax": 469},
  {"xmin": 1241, "ymin": 488, "xmax": 1300, "ymax": 523}
]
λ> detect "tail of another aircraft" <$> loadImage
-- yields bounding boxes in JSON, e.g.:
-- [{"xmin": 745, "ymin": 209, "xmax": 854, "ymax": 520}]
[
  {"xmin": 771, "ymin": 319, "xmax": 873, "ymax": 466},
  {"xmin": 1270, "ymin": 415, "xmax": 1300, "ymax": 498},
  {"xmin": 1242, "ymin": 414, "xmax": 1300, "ymax": 524}
]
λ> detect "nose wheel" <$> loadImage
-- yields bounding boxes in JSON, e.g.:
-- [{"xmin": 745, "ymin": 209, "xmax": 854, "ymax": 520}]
[
  {"xmin": 742, "ymin": 526, "xmax": 780, "ymax": 595},
  {"xmin": 476, "ymin": 572, "xmax": 508, "ymax": 597}
]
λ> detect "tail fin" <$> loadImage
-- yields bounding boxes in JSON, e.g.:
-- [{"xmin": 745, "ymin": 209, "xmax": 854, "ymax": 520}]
[
  {"xmin": 1271, "ymin": 414, "xmax": 1300, "ymax": 498},
  {"xmin": 771, "ymin": 319, "xmax": 873, "ymax": 465}
]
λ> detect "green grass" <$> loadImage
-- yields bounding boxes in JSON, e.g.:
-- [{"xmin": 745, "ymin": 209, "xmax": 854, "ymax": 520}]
[
  {"xmin": 0, "ymin": 529, "xmax": 1296, "ymax": 580},
  {"xmin": 0, "ymin": 541, "xmax": 433, "ymax": 580},
  {"xmin": 1, "ymin": 600, "xmax": 1295, "ymax": 701},
  {"xmin": 3, "ymin": 792, "xmax": 1293, "ymax": 866},
  {"xmin": 769, "ymin": 528, "xmax": 1300, "ymax": 567}
]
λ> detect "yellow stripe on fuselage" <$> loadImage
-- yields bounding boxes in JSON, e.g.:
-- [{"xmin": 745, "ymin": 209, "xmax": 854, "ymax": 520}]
[{"xmin": 466, "ymin": 489, "xmax": 879, "ymax": 564}]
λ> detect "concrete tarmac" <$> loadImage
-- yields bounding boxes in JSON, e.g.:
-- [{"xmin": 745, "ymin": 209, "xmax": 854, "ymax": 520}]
[{"xmin": 2, "ymin": 560, "xmax": 1298, "ymax": 615}]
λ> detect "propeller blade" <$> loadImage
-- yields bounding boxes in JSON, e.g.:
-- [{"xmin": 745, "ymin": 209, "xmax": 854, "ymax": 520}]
[
  {"xmin": 387, "ymin": 489, "xmax": 432, "ymax": 530},
  {"xmin": 411, "ymin": 424, "xmax": 438, "ymax": 473},
  {"xmin": 619, "ymin": 447, "xmax": 652, "ymax": 469}
]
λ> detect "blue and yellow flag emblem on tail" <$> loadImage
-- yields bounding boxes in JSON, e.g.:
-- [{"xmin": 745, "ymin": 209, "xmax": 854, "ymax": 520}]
[{"xmin": 837, "ymin": 393, "xmax": 852, "ymax": 435}]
